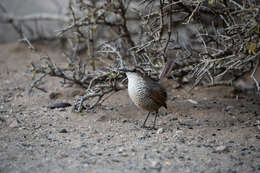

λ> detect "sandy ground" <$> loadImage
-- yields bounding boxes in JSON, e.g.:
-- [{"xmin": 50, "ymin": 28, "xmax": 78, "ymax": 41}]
[{"xmin": 0, "ymin": 43, "xmax": 260, "ymax": 173}]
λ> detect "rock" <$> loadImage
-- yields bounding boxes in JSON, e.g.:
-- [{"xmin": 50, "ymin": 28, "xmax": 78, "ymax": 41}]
[
  {"xmin": 187, "ymin": 99, "xmax": 198, "ymax": 104},
  {"xmin": 96, "ymin": 152, "xmax": 103, "ymax": 156},
  {"xmin": 120, "ymin": 153, "xmax": 128, "ymax": 157},
  {"xmin": 111, "ymin": 159, "xmax": 120, "ymax": 162},
  {"xmin": 0, "ymin": 117, "xmax": 6, "ymax": 122},
  {"xmin": 213, "ymin": 145, "xmax": 230, "ymax": 153},
  {"xmin": 130, "ymin": 147, "xmax": 136, "ymax": 152},
  {"xmin": 174, "ymin": 130, "xmax": 184, "ymax": 137},
  {"xmin": 96, "ymin": 115, "xmax": 108, "ymax": 122},
  {"xmin": 169, "ymin": 117, "xmax": 178, "ymax": 121},
  {"xmin": 59, "ymin": 129, "xmax": 68, "ymax": 133},
  {"xmin": 118, "ymin": 147, "xmax": 126, "ymax": 153},
  {"xmin": 149, "ymin": 160, "xmax": 161, "ymax": 169},
  {"xmin": 156, "ymin": 128, "xmax": 164, "ymax": 134},
  {"xmin": 9, "ymin": 119, "xmax": 19, "ymax": 128},
  {"xmin": 80, "ymin": 132, "xmax": 85, "ymax": 137},
  {"xmin": 178, "ymin": 137, "xmax": 185, "ymax": 144},
  {"xmin": 47, "ymin": 102, "xmax": 72, "ymax": 109},
  {"xmin": 224, "ymin": 106, "xmax": 233, "ymax": 112},
  {"xmin": 49, "ymin": 92, "xmax": 63, "ymax": 100}
]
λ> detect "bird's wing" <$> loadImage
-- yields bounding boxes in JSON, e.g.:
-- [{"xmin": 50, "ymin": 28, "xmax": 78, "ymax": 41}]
[{"xmin": 150, "ymin": 85, "xmax": 167, "ymax": 109}]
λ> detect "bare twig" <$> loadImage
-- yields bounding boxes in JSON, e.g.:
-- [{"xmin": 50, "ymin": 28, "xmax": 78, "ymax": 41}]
[{"xmin": 27, "ymin": 0, "xmax": 260, "ymax": 111}]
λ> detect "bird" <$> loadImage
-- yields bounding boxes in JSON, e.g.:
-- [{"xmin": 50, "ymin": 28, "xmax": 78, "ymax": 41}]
[{"xmin": 121, "ymin": 63, "xmax": 173, "ymax": 129}]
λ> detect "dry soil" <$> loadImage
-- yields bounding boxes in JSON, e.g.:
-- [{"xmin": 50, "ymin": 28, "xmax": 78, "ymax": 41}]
[{"xmin": 0, "ymin": 43, "xmax": 260, "ymax": 173}]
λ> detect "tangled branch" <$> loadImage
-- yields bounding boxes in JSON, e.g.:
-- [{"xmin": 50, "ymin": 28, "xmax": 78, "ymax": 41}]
[{"xmin": 27, "ymin": 0, "xmax": 259, "ymax": 111}]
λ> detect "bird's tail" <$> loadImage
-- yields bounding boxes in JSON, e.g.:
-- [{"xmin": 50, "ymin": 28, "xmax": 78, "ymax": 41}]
[{"xmin": 159, "ymin": 60, "xmax": 174, "ymax": 80}]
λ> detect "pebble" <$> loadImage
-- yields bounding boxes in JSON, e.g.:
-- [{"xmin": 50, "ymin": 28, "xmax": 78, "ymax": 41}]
[
  {"xmin": 120, "ymin": 153, "xmax": 128, "ymax": 157},
  {"xmin": 0, "ymin": 117, "xmax": 6, "ymax": 122},
  {"xmin": 178, "ymin": 137, "xmax": 185, "ymax": 144},
  {"xmin": 118, "ymin": 147, "xmax": 126, "ymax": 153},
  {"xmin": 80, "ymin": 132, "xmax": 85, "ymax": 137},
  {"xmin": 152, "ymin": 148, "xmax": 160, "ymax": 153},
  {"xmin": 139, "ymin": 134, "xmax": 151, "ymax": 140},
  {"xmin": 214, "ymin": 145, "xmax": 230, "ymax": 153},
  {"xmin": 169, "ymin": 117, "xmax": 178, "ymax": 121},
  {"xmin": 111, "ymin": 159, "xmax": 120, "ymax": 162},
  {"xmin": 96, "ymin": 152, "xmax": 103, "ymax": 156},
  {"xmin": 156, "ymin": 128, "xmax": 164, "ymax": 134},
  {"xmin": 224, "ymin": 105, "xmax": 233, "ymax": 112},
  {"xmin": 149, "ymin": 160, "xmax": 161, "ymax": 169},
  {"xmin": 174, "ymin": 130, "xmax": 184, "ymax": 137},
  {"xmin": 9, "ymin": 119, "xmax": 19, "ymax": 128},
  {"xmin": 130, "ymin": 147, "xmax": 136, "ymax": 152},
  {"xmin": 178, "ymin": 156, "xmax": 185, "ymax": 161},
  {"xmin": 187, "ymin": 99, "xmax": 198, "ymax": 104},
  {"xmin": 241, "ymin": 148, "xmax": 248, "ymax": 151},
  {"xmin": 47, "ymin": 102, "xmax": 71, "ymax": 109},
  {"xmin": 59, "ymin": 129, "xmax": 68, "ymax": 133}
]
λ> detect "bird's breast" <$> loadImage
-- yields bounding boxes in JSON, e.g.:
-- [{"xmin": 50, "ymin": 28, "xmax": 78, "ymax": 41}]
[{"xmin": 127, "ymin": 80, "xmax": 161, "ymax": 112}]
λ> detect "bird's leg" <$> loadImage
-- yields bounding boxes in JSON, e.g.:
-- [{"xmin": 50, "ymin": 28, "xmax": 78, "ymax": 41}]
[
  {"xmin": 141, "ymin": 112, "xmax": 151, "ymax": 128},
  {"xmin": 152, "ymin": 112, "xmax": 158, "ymax": 130}
]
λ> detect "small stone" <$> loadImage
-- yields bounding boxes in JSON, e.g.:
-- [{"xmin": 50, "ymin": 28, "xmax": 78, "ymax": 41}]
[
  {"xmin": 122, "ymin": 119, "xmax": 128, "ymax": 123},
  {"xmin": 241, "ymin": 148, "xmax": 248, "ymax": 151},
  {"xmin": 120, "ymin": 153, "xmax": 128, "ymax": 157},
  {"xmin": 174, "ymin": 130, "xmax": 184, "ymax": 137},
  {"xmin": 214, "ymin": 145, "xmax": 230, "ymax": 153},
  {"xmin": 96, "ymin": 152, "xmax": 103, "ymax": 156},
  {"xmin": 187, "ymin": 125, "xmax": 193, "ymax": 129},
  {"xmin": 80, "ymin": 132, "xmax": 85, "ymax": 137},
  {"xmin": 187, "ymin": 99, "xmax": 198, "ymax": 104},
  {"xmin": 59, "ymin": 129, "xmax": 68, "ymax": 133},
  {"xmin": 178, "ymin": 156, "xmax": 185, "ymax": 161},
  {"xmin": 47, "ymin": 102, "xmax": 71, "ymax": 109},
  {"xmin": 149, "ymin": 160, "xmax": 161, "ymax": 169},
  {"xmin": 240, "ymin": 152, "xmax": 246, "ymax": 156},
  {"xmin": 152, "ymin": 148, "xmax": 160, "ymax": 153},
  {"xmin": 178, "ymin": 137, "xmax": 185, "ymax": 144},
  {"xmin": 118, "ymin": 147, "xmax": 125, "ymax": 153},
  {"xmin": 0, "ymin": 117, "xmax": 6, "ymax": 122},
  {"xmin": 224, "ymin": 106, "xmax": 233, "ymax": 112},
  {"xmin": 82, "ymin": 161, "xmax": 89, "ymax": 168},
  {"xmin": 156, "ymin": 128, "xmax": 164, "ymax": 134},
  {"xmin": 169, "ymin": 117, "xmax": 178, "ymax": 121},
  {"xmin": 59, "ymin": 153, "xmax": 69, "ymax": 159},
  {"xmin": 49, "ymin": 92, "xmax": 62, "ymax": 100},
  {"xmin": 81, "ymin": 144, "xmax": 87, "ymax": 148},
  {"xmin": 130, "ymin": 147, "xmax": 136, "ymax": 152},
  {"xmin": 9, "ymin": 119, "xmax": 19, "ymax": 128},
  {"xmin": 196, "ymin": 144, "xmax": 201, "ymax": 148},
  {"xmin": 111, "ymin": 159, "xmax": 120, "ymax": 162},
  {"xmin": 139, "ymin": 134, "xmax": 151, "ymax": 140}
]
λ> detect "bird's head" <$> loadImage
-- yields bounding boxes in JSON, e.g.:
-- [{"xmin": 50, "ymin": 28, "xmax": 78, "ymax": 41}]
[{"xmin": 119, "ymin": 67, "xmax": 145, "ymax": 80}]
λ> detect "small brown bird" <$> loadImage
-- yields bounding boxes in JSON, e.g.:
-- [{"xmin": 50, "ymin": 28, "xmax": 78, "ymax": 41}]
[{"xmin": 121, "ymin": 66, "xmax": 171, "ymax": 129}]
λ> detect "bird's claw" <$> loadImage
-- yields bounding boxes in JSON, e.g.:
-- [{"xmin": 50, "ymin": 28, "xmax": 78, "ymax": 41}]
[{"xmin": 141, "ymin": 125, "xmax": 157, "ymax": 130}]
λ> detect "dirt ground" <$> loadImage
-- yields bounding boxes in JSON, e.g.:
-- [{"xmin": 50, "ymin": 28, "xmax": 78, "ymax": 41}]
[{"xmin": 0, "ymin": 43, "xmax": 260, "ymax": 173}]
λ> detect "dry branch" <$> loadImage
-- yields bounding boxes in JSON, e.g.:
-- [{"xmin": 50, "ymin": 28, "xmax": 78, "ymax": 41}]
[{"xmin": 26, "ymin": 0, "xmax": 260, "ymax": 111}]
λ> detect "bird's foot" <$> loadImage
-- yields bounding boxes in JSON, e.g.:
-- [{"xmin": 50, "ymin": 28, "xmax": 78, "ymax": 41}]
[{"xmin": 141, "ymin": 125, "xmax": 157, "ymax": 130}]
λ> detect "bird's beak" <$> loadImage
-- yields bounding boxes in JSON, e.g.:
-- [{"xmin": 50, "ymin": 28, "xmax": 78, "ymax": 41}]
[
  {"xmin": 119, "ymin": 67, "xmax": 135, "ymax": 73},
  {"xmin": 119, "ymin": 68, "xmax": 128, "ymax": 72}
]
